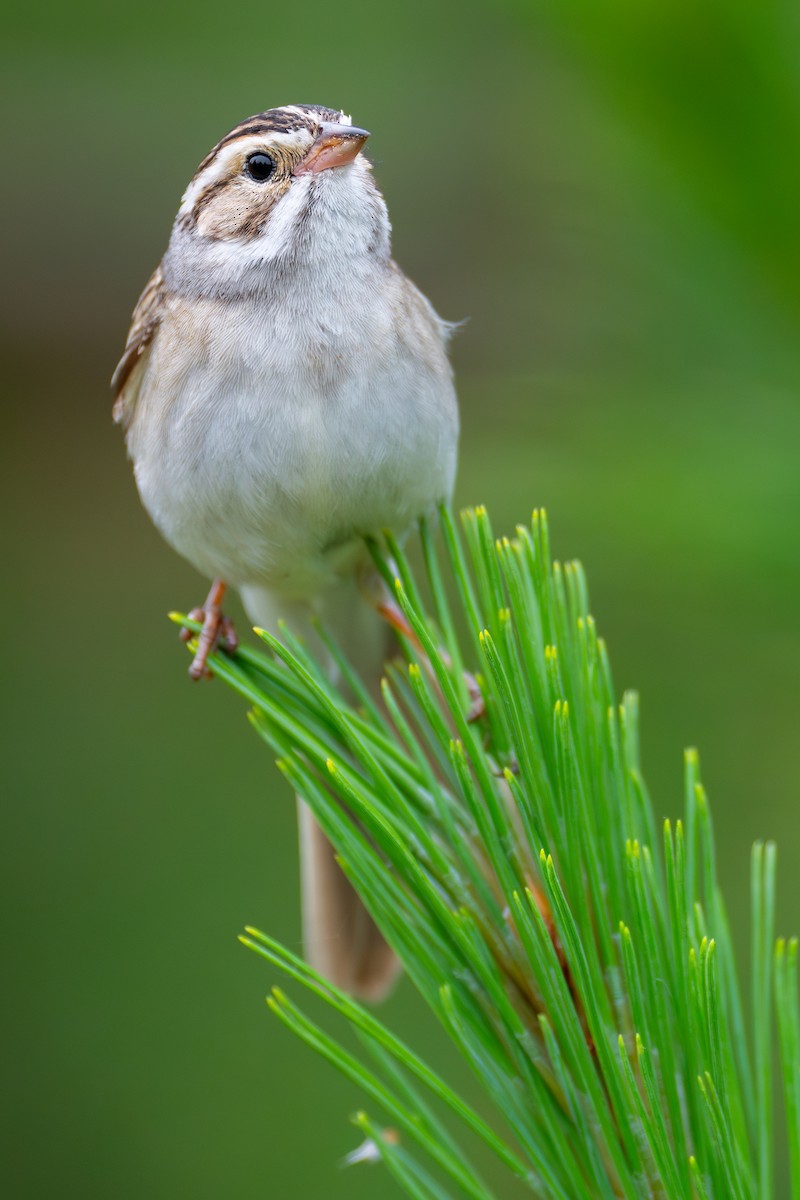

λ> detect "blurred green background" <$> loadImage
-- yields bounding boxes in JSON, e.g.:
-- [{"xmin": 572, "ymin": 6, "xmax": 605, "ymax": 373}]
[{"xmin": 4, "ymin": 0, "xmax": 800, "ymax": 1195}]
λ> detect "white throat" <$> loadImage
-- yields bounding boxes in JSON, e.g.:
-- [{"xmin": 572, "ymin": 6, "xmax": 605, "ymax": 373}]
[{"xmin": 162, "ymin": 158, "xmax": 391, "ymax": 303}]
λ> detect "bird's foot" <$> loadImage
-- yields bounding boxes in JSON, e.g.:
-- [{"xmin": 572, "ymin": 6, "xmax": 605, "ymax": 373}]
[
  {"xmin": 375, "ymin": 593, "xmax": 485, "ymax": 723},
  {"xmin": 464, "ymin": 671, "xmax": 486, "ymax": 723},
  {"xmin": 179, "ymin": 578, "xmax": 238, "ymax": 680}
]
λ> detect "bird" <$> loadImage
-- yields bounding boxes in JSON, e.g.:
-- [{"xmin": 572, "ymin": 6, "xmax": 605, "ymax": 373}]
[{"xmin": 112, "ymin": 103, "xmax": 459, "ymax": 1001}]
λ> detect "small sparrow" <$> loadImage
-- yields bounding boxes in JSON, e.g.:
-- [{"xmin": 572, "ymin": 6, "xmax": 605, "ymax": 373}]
[{"xmin": 112, "ymin": 104, "xmax": 459, "ymax": 999}]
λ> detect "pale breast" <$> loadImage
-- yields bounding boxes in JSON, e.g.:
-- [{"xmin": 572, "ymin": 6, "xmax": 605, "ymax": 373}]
[{"xmin": 125, "ymin": 272, "xmax": 458, "ymax": 598}]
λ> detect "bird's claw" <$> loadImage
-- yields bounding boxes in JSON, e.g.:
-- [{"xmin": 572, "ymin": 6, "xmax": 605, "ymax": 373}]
[
  {"xmin": 464, "ymin": 671, "xmax": 486, "ymax": 723},
  {"xmin": 373, "ymin": 591, "xmax": 486, "ymax": 722},
  {"xmin": 180, "ymin": 580, "xmax": 237, "ymax": 680}
]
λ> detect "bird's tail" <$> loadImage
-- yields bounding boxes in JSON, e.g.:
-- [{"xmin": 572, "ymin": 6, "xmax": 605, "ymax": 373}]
[{"xmin": 240, "ymin": 575, "xmax": 401, "ymax": 1002}]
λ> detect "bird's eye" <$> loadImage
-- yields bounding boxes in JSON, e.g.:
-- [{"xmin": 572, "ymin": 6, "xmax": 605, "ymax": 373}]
[{"xmin": 244, "ymin": 153, "xmax": 276, "ymax": 182}]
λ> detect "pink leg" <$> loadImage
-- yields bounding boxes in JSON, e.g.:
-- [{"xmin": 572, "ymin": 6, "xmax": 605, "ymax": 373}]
[
  {"xmin": 374, "ymin": 592, "xmax": 485, "ymax": 723},
  {"xmin": 179, "ymin": 578, "xmax": 238, "ymax": 680}
]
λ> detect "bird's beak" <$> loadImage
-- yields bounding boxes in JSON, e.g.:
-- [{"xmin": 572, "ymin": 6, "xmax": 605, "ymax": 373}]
[{"xmin": 293, "ymin": 123, "xmax": 370, "ymax": 175}]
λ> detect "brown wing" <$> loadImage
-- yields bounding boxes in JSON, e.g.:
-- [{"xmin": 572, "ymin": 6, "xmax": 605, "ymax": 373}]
[{"xmin": 111, "ymin": 265, "xmax": 165, "ymax": 427}]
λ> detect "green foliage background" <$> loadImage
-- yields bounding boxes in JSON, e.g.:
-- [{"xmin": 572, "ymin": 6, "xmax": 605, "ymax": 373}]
[{"xmin": 3, "ymin": 1, "xmax": 799, "ymax": 1196}]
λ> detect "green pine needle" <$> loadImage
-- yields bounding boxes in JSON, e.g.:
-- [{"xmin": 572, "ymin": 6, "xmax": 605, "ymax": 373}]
[{"xmin": 174, "ymin": 505, "xmax": 800, "ymax": 1198}]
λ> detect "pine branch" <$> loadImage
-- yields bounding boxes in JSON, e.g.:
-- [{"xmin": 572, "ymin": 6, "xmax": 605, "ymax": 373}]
[{"xmin": 174, "ymin": 505, "xmax": 800, "ymax": 1199}]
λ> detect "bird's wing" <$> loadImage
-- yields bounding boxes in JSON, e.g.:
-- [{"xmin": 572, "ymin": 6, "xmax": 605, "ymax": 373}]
[{"xmin": 111, "ymin": 264, "xmax": 165, "ymax": 428}]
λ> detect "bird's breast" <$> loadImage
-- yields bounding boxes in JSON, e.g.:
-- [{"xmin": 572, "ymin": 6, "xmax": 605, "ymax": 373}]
[{"xmin": 127, "ymin": 282, "xmax": 458, "ymax": 597}]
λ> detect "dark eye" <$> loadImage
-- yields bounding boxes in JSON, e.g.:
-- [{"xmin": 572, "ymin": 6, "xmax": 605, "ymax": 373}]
[{"xmin": 244, "ymin": 152, "xmax": 275, "ymax": 182}]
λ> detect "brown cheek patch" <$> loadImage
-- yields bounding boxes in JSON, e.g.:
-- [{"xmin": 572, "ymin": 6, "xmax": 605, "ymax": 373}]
[{"xmin": 196, "ymin": 174, "xmax": 292, "ymax": 241}]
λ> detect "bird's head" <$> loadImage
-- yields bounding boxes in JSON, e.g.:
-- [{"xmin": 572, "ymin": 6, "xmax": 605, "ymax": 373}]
[{"xmin": 165, "ymin": 104, "xmax": 390, "ymax": 295}]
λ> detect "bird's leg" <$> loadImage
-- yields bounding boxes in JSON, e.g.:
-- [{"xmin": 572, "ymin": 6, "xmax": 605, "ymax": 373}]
[
  {"xmin": 361, "ymin": 569, "xmax": 486, "ymax": 723},
  {"xmin": 463, "ymin": 671, "xmax": 487, "ymax": 724},
  {"xmin": 179, "ymin": 578, "xmax": 238, "ymax": 680}
]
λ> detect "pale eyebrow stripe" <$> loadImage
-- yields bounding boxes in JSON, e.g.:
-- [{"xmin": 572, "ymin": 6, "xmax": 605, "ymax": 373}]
[{"xmin": 179, "ymin": 130, "xmax": 310, "ymax": 219}]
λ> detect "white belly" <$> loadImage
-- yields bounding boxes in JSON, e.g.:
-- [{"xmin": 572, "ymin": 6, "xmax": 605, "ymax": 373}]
[{"xmin": 126, "ymin": 286, "xmax": 458, "ymax": 599}]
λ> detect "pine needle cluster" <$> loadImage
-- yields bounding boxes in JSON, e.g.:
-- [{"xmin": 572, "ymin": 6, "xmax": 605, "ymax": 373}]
[{"xmin": 175, "ymin": 506, "xmax": 800, "ymax": 1199}]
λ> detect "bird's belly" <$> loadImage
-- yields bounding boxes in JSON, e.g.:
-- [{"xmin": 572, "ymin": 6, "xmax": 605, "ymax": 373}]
[{"xmin": 129, "ymin": 352, "xmax": 457, "ymax": 598}]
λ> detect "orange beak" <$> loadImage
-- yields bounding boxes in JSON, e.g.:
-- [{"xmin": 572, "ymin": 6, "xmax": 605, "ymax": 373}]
[{"xmin": 293, "ymin": 122, "xmax": 370, "ymax": 175}]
